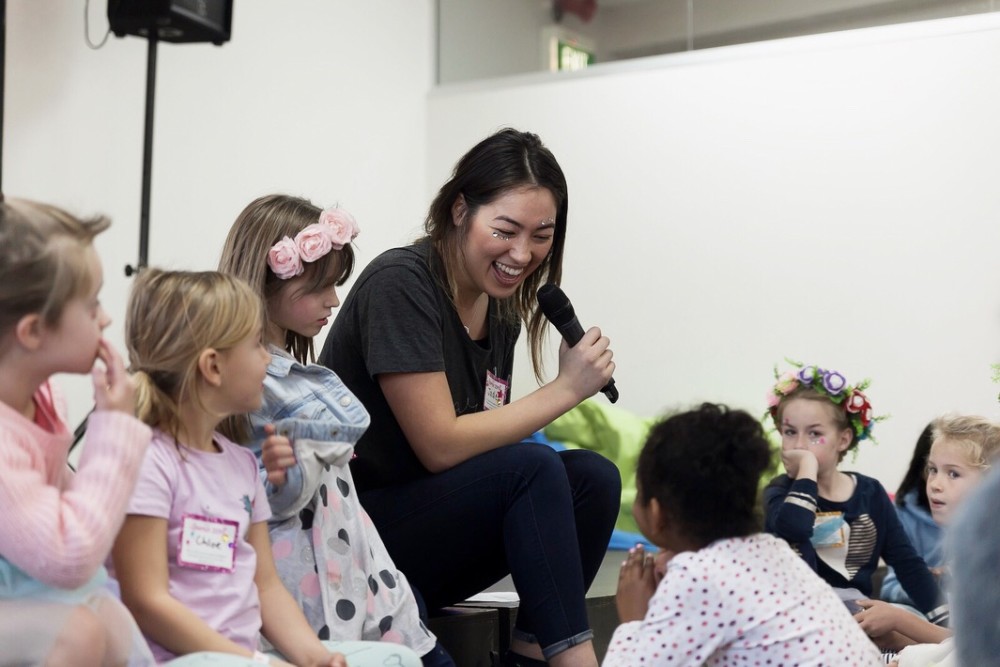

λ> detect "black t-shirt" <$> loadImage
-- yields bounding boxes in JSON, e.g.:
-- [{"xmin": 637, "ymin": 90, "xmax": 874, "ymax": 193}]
[{"xmin": 319, "ymin": 241, "xmax": 520, "ymax": 491}]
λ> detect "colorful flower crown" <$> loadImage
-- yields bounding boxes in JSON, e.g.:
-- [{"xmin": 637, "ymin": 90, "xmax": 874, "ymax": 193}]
[
  {"xmin": 766, "ymin": 361, "xmax": 884, "ymax": 442},
  {"xmin": 267, "ymin": 208, "xmax": 360, "ymax": 280}
]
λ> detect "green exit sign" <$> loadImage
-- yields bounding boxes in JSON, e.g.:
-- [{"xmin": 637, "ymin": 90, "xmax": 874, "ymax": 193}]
[{"xmin": 558, "ymin": 41, "xmax": 594, "ymax": 71}]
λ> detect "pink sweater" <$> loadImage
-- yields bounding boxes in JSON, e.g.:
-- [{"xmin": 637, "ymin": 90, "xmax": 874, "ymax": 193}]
[{"xmin": 0, "ymin": 381, "xmax": 151, "ymax": 589}]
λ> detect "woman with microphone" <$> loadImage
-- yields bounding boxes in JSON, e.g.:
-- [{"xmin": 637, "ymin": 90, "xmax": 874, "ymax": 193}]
[{"xmin": 319, "ymin": 128, "xmax": 620, "ymax": 667}]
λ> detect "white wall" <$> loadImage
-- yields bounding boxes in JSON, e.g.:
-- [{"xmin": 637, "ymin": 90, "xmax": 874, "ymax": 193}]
[
  {"xmin": 5, "ymin": 0, "xmax": 435, "ymax": 430},
  {"xmin": 428, "ymin": 14, "xmax": 1000, "ymax": 490},
  {"xmin": 8, "ymin": 4, "xmax": 1000, "ymax": 492}
]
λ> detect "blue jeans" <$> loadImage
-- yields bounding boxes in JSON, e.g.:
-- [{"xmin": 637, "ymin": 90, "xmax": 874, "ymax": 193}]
[{"xmin": 359, "ymin": 444, "xmax": 621, "ymax": 660}]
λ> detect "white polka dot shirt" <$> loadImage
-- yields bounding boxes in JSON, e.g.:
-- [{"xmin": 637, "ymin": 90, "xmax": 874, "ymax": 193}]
[{"xmin": 604, "ymin": 534, "xmax": 882, "ymax": 666}]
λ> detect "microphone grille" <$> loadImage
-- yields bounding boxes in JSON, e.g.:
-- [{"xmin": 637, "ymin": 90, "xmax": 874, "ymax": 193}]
[{"xmin": 537, "ymin": 283, "xmax": 575, "ymax": 325}]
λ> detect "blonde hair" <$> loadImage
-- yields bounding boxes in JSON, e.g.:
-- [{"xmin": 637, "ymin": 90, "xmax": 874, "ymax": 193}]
[
  {"xmin": 126, "ymin": 269, "xmax": 261, "ymax": 443},
  {"xmin": 931, "ymin": 414, "xmax": 1000, "ymax": 470},
  {"xmin": 0, "ymin": 198, "xmax": 109, "ymax": 339},
  {"xmin": 218, "ymin": 194, "xmax": 355, "ymax": 364}
]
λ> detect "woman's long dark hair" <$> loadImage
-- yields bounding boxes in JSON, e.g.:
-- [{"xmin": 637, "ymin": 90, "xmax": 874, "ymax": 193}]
[{"xmin": 423, "ymin": 128, "xmax": 568, "ymax": 382}]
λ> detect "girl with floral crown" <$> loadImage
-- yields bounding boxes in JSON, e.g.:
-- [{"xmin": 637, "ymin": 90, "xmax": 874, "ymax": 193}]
[
  {"xmin": 762, "ymin": 364, "xmax": 948, "ymax": 631},
  {"xmin": 218, "ymin": 194, "xmax": 450, "ymax": 667}
]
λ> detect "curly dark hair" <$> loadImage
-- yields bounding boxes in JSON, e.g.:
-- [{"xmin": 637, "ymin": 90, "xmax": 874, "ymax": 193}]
[{"xmin": 637, "ymin": 403, "xmax": 774, "ymax": 547}]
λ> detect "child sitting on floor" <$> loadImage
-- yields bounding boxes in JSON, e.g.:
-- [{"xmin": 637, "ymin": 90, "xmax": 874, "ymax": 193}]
[
  {"xmin": 855, "ymin": 414, "xmax": 1000, "ymax": 652},
  {"xmin": 879, "ymin": 423, "xmax": 942, "ymax": 609},
  {"xmin": 0, "ymin": 198, "xmax": 154, "ymax": 666},
  {"xmin": 762, "ymin": 363, "xmax": 947, "ymax": 627},
  {"xmin": 605, "ymin": 402, "xmax": 881, "ymax": 666},
  {"xmin": 112, "ymin": 269, "xmax": 419, "ymax": 666}
]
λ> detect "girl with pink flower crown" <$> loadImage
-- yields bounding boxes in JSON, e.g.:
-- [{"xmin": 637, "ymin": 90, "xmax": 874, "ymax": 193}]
[
  {"xmin": 218, "ymin": 195, "xmax": 452, "ymax": 667},
  {"xmin": 0, "ymin": 198, "xmax": 155, "ymax": 666},
  {"xmin": 762, "ymin": 364, "xmax": 948, "ymax": 631}
]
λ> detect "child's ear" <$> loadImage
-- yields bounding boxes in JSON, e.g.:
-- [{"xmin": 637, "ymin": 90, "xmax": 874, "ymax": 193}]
[
  {"xmin": 13, "ymin": 314, "xmax": 44, "ymax": 351},
  {"xmin": 451, "ymin": 194, "xmax": 468, "ymax": 228},
  {"xmin": 837, "ymin": 427, "xmax": 853, "ymax": 453},
  {"xmin": 197, "ymin": 349, "xmax": 223, "ymax": 387},
  {"xmin": 647, "ymin": 497, "xmax": 669, "ymax": 539}
]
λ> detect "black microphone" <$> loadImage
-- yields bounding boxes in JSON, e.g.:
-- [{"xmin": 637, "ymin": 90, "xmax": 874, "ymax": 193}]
[{"xmin": 537, "ymin": 284, "xmax": 618, "ymax": 403}]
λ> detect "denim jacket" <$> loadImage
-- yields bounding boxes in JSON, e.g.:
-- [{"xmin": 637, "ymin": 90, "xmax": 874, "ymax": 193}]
[
  {"xmin": 248, "ymin": 346, "xmax": 370, "ymax": 520},
  {"xmin": 245, "ymin": 347, "xmax": 436, "ymax": 653}
]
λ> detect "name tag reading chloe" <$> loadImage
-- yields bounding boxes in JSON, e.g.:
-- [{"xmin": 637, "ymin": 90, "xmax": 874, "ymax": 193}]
[{"xmin": 178, "ymin": 514, "xmax": 238, "ymax": 573}]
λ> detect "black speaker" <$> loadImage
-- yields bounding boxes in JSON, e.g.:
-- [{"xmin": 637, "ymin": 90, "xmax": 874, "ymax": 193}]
[{"xmin": 108, "ymin": 0, "xmax": 233, "ymax": 45}]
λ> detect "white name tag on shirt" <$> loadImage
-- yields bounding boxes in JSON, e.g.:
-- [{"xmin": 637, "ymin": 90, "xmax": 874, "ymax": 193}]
[
  {"xmin": 178, "ymin": 514, "xmax": 238, "ymax": 573},
  {"xmin": 483, "ymin": 370, "xmax": 509, "ymax": 410}
]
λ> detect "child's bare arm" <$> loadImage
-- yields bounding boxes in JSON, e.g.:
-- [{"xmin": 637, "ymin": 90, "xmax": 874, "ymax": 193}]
[{"xmin": 113, "ymin": 515, "xmax": 258, "ymax": 658}]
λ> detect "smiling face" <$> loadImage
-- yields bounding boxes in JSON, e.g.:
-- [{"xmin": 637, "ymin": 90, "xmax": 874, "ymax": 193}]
[
  {"xmin": 452, "ymin": 186, "xmax": 557, "ymax": 302},
  {"xmin": 926, "ymin": 438, "xmax": 985, "ymax": 526},
  {"xmin": 779, "ymin": 398, "xmax": 854, "ymax": 477}
]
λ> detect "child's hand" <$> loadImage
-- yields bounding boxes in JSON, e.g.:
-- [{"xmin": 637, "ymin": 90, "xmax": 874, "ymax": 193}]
[
  {"xmin": 299, "ymin": 650, "xmax": 347, "ymax": 667},
  {"xmin": 616, "ymin": 544, "xmax": 658, "ymax": 623},
  {"xmin": 653, "ymin": 549, "xmax": 675, "ymax": 584},
  {"xmin": 92, "ymin": 340, "xmax": 137, "ymax": 415},
  {"xmin": 780, "ymin": 449, "xmax": 817, "ymax": 480},
  {"xmin": 261, "ymin": 424, "xmax": 296, "ymax": 487},
  {"xmin": 854, "ymin": 599, "xmax": 902, "ymax": 641}
]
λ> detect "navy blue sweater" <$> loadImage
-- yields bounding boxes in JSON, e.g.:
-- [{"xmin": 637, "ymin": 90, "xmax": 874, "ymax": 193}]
[{"xmin": 764, "ymin": 472, "xmax": 947, "ymax": 623}]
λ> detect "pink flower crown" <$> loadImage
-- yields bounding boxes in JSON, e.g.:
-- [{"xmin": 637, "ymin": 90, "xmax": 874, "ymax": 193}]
[
  {"xmin": 267, "ymin": 208, "xmax": 360, "ymax": 280},
  {"xmin": 766, "ymin": 361, "xmax": 885, "ymax": 442}
]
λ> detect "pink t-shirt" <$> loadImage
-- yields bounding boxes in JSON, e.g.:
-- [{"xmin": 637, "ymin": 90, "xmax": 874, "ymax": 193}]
[
  {"xmin": 125, "ymin": 430, "xmax": 271, "ymax": 662},
  {"xmin": 604, "ymin": 534, "xmax": 882, "ymax": 666}
]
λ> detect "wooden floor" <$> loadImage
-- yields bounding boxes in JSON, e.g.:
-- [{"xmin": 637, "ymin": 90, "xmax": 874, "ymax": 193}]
[{"xmin": 427, "ymin": 550, "xmax": 627, "ymax": 666}]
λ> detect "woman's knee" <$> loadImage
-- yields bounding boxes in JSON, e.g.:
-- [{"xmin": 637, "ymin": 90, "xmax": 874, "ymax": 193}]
[
  {"xmin": 499, "ymin": 442, "xmax": 566, "ymax": 480},
  {"xmin": 562, "ymin": 449, "xmax": 622, "ymax": 496}
]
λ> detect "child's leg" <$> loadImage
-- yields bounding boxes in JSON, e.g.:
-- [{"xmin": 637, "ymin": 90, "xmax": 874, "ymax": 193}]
[
  {"xmin": 318, "ymin": 640, "xmax": 422, "ymax": 667},
  {"xmin": 0, "ymin": 600, "xmax": 108, "ymax": 667},
  {"xmin": 47, "ymin": 604, "xmax": 108, "ymax": 667},
  {"xmin": 88, "ymin": 590, "xmax": 157, "ymax": 666}
]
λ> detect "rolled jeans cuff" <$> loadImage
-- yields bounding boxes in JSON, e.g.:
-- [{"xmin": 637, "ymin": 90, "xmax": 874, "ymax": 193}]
[{"xmin": 541, "ymin": 629, "xmax": 594, "ymax": 661}]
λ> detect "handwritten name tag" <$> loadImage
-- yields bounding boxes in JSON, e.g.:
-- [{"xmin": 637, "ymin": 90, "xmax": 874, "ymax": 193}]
[{"xmin": 178, "ymin": 514, "xmax": 238, "ymax": 572}]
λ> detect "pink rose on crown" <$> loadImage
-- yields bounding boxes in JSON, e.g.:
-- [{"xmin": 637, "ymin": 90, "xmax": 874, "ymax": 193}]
[
  {"xmin": 319, "ymin": 208, "xmax": 359, "ymax": 247},
  {"xmin": 766, "ymin": 391, "xmax": 781, "ymax": 408},
  {"xmin": 774, "ymin": 372, "xmax": 799, "ymax": 396},
  {"xmin": 295, "ymin": 223, "xmax": 334, "ymax": 262},
  {"xmin": 267, "ymin": 236, "xmax": 303, "ymax": 279}
]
